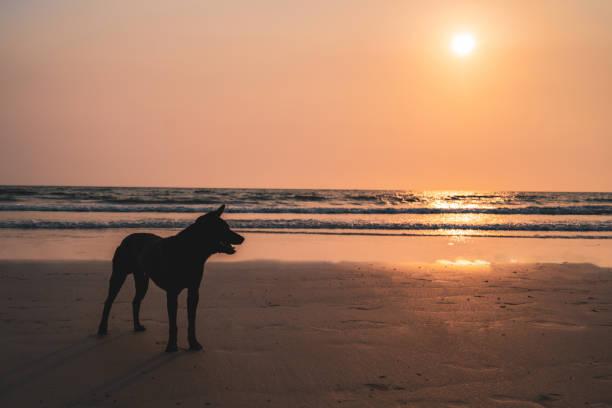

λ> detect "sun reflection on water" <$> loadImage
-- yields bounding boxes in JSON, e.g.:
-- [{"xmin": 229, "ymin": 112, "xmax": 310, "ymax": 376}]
[
  {"xmin": 418, "ymin": 191, "xmax": 512, "ymax": 238},
  {"xmin": 423, "ymin": 191, "xmax": 514, "ymax": 210}
]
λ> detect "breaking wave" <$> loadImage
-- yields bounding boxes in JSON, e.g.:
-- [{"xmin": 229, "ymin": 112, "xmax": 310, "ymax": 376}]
[
  {"xmin": 1, "ymin": 218, "xmax": 611, "ymax": 232},
  {"xmin": 0, "ymin": 203, "xmax": 611, "ymax": 215}
]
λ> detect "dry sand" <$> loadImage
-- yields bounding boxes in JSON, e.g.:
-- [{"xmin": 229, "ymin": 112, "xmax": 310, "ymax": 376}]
[{"xmin": 0, "ymin": 260, "xmax": 611, "ymax": 407}]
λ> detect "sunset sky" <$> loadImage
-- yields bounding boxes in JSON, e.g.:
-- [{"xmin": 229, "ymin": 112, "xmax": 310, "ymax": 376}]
[{"xmin": 1, "ymin": 0, "xmax": 611, "ymax": 190}]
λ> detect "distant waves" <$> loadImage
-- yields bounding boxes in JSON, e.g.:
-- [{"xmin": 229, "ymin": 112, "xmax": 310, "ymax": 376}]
[{"xmin": 1, "ymin": 186, "xmax": 611, "ymax": 238}]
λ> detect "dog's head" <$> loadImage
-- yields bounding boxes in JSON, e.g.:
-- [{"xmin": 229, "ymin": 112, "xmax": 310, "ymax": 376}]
[{"xmin": 192, "ymin": 205, "xmax": 244, "ymax": 254}]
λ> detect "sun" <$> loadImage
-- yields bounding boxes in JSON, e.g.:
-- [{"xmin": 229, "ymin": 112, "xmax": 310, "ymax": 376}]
[{"xmin": 450, "ymin": 32, "xmax": 476, "ymax": 57}]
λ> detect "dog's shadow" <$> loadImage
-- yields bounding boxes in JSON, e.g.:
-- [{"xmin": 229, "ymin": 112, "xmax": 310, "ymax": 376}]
[
  {"xmin": 0, "ymin": 331, "xmax": 185, "ymax": 405},
  {"xmin": 0, "ymin": 332, "xmax": 127, "ymax": 396},
  {"xmin": 66, "ymin": 349, "xmax": 186, "ymax": 407}
]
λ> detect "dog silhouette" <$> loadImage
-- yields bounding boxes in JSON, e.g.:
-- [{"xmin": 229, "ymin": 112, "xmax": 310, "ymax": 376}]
[{"xmin": 97, "ymin": 205, "xmax": 244, "ymax": 352}]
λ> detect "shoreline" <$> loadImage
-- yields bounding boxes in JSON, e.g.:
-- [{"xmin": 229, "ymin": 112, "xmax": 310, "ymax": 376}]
[{"xmin": 1, "ymin": 230, "xmax": 612, "ymax": 266}]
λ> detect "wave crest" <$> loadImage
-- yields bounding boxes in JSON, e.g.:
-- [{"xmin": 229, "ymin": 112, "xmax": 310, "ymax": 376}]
[
  {"xmin": 1, "ymin": 203, "xmax": 611, "ymax": 215},
  {"xmin": 1, "ymin": 218, "xmax": 610, "ymax": 232}
]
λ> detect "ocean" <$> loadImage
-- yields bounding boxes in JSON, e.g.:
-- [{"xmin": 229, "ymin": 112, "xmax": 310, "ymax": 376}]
[{"xmin": 1, "ymin": 186, "xmax": 611, "ymax": 239}]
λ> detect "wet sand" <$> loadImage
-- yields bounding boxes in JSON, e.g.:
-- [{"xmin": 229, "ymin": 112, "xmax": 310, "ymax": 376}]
[{"xmin": 0, "ymin": 260, "xmax": 611, "ymax": 407}]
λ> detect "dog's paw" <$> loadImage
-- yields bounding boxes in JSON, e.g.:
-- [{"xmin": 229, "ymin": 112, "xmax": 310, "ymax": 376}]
[
  {"xmin": 189, "ymin": 342, "xmax": 203, "ymax": 351},
  {"xmin": 134, "ymin": 325, "xmax": 146, "ymax": 332},
  {"xmin": 165, "ymin": 344, "xmax": 179, "ymax": 353}
]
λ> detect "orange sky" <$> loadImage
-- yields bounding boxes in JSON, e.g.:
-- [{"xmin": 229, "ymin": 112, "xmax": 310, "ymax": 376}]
[{"xmin": 1, "ymin": 0, "xmax": 611, "ymax": 190}]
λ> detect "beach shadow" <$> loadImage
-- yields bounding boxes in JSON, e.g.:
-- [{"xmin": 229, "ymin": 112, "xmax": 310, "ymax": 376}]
[
  {"xmin": 65, "ymin": 351, "xmax": 186, "ymax": 407},
  {"xmin": 0, "ymin": 332, "xmax": 129, "ymax": 397}
]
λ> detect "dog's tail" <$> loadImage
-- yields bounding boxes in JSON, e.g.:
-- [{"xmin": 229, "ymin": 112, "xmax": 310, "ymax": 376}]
[{"xmin": 112, "ymin": 242, "xmax": 133, "ymax": 276}]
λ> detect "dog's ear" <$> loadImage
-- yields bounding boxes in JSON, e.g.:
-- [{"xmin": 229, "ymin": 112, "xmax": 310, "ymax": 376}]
[{"xmin": 211, "ymin": 204, "xmax": 225, "ymax": 218}]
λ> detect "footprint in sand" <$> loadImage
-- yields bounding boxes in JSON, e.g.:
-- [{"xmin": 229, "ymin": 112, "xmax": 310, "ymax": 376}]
[
  {"xmin": 255, "ymin": 322, "xmax": 288, "ymax": 330},
  {"xmin": 364, "ymin": 383, "xmax": 406, "ymax": 391},
  {"xmin": 441, "ymin": 362, "xmax": 499, "ymax": 373},
  {"xmin": 341, "ymin": 320, "xmax": 388, "ymax": 329},
  {"xmin": 348, "ymin": 305, "xmax": 383, "ymax": 311},
  {"xmin": 529, "ymin": 320, "xmax": 585, "ymax": 330},
  {"xmin": 489, "ymin": 394, "xmax": 556, "ymax": 407},
  {"xmin": 365, "ymin": 383, "xmax": 389, "ymax": 391}
]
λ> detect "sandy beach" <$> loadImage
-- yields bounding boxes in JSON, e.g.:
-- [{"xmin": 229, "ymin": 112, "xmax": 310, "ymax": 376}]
[
  {"xmin": 1, "ymin": 260, "xmax": 611, "ymax": 407},
  {"xmin": 4, "ymin": 0, "xmax": 612, "ymax": 405}
]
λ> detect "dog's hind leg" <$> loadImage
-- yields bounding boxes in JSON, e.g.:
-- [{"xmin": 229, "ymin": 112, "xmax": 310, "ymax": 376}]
[
  {"xmin": 97, "ymin": 252, "xmax": 128, "ymax": 336},
  {"xmin": 132, "ymin": 272, "xmax": 149, "ymax": 332}
]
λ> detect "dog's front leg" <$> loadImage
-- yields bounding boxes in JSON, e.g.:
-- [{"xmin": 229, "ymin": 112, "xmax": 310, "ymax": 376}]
[
  {"xmin": 165, "ymin": 290, "xmax": 179, "ymax": 352},
  {"xmin": 187, "ymin": 287, "xmax": 202, "ymax": 351}
]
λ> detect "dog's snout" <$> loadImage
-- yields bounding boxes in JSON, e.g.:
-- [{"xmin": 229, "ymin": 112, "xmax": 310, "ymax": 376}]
[{"xmin": 232, "ymin": 232, "xmax": 245, "ymax": 244}]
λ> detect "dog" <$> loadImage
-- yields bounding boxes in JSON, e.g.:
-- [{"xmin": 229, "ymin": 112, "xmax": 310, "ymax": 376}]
[{"xmin": 97, "ymin": 205, "xmax": 244, "ymax": 352}]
